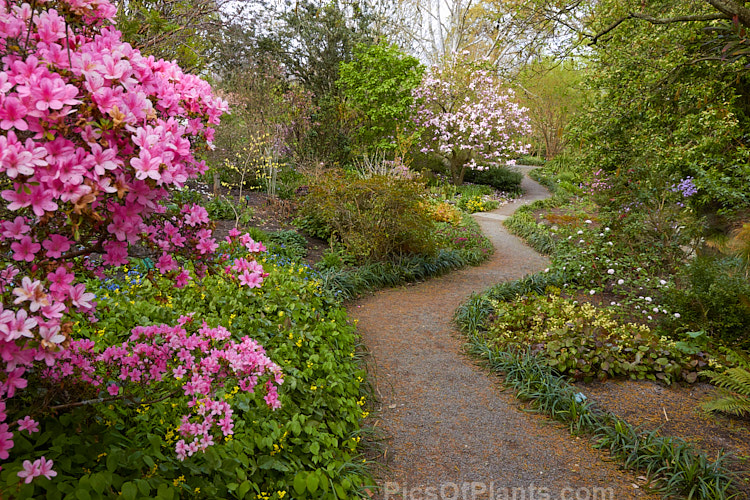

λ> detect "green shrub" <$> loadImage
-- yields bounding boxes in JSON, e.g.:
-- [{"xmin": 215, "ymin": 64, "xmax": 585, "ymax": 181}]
[
  {"xmin": 662, "ymin": 256, "xmax": 750, "ymax": 349},
  {"xmin": 319, "ymin": 215, "xmax": 492, "ymax": 300},
  {"xmin": 297, "ymin": 172, "xmax": 437, "ymax": 263},
  {"xmin": 463, "ymin": 166, "xmax": 523, "ymax": 193}
]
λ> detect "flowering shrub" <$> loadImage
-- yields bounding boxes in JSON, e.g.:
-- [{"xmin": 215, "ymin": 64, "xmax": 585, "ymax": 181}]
[
  {"xmin": 0, "ymin": 0, "xmax": 293, "ymax": 489},
  {"xmin": 412, "ymin": 55, "xmax": 532, "ymax": 184},
  {"xmin": 1, "ymin": 255, "xmax": 369, "ymax": 498}
]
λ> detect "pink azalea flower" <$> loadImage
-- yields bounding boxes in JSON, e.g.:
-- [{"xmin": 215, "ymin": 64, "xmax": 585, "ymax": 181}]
[
  {"xmin": 106, "ymin": 384, "xmax": 119, "ymax": 396},
  {"xmin": 4, "ymin": 368, "xmax": 28, "ymax": 398},
  {"xmin": 1, "ymin": 216, "xmax": 31, "ymax": 239},
  {"xmin": 17, "ymin": 416, "xmax": 40, "ymax": 434},
  {"xmin": 238, "ymin": 270, "xmax": 263, "ymax": 288},
  {"xmin": 37, "ymin": 457, "xmax": 56, "ymax": 480},
  {"xmin": 0, "ymin": 96, "xmax": 28, "ymax": 131},
  {"xmin": 174, "ymin": 269, "xmax": 190, "ymax": 288},
  {"xmin": 0, "ymin": 423, "xmax": 14, "ymax": 459},
  {"xmin": 17, "ymin": 459, "xmax": 40, "ymax": 484},
  {"xmin": 69, "ymin": 283, "xmax": 95, "ymax": 310},
  {"xmin": 157, "ymin": 253, "xmax": 177, "ymax": 274},
  {"xmin": 13, "ymin": 277, "xmax": 49, "ymax": 312},
  {"xmin": 39, "ymin": 323, "xmax": 65, "ymax": 346},
  {"xmin": 42, "ymin": 234, "xmax": 72, "ymax": 258},
  {"xmin": 11, "ymin": 236, "xmax": 41, "ymax": 262},
  {"xmin": 0, "ymin": 309, "xmax": 38, "ymax": 341},
  {"xmin": 131, "ymin": 148, "xmax": 162, "ymax": 181}
]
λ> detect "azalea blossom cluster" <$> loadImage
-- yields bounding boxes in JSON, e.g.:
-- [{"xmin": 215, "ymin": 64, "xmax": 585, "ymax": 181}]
[
  {"xmin": 47, "ymin": 316, "xmax": 283, "ymax": 461},
  {"xmin": 0, "ymin": 0, "xmax": 290, "ymax": 481},
  {"xmin": 412, "ymin": 56, "xmax": 531, "ymax": 183},
  {"xmin": 222, "ymin": 227, "xmax": 268, "ymax": 288}
]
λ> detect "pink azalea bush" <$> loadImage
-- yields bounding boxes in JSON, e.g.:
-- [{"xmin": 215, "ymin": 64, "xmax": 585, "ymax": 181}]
[
  {"xmin": 412, "ymin": 54, "xmax": 532, "ymax": 184},
  {"xmin": 0, "ymin": 0, "xmax": 281, "ymax": 483}
]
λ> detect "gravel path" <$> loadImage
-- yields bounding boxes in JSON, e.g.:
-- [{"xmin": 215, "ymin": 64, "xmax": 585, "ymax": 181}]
[{"xmin": 349, "ymin": 170, "xmax": 656, "ymax": 500}]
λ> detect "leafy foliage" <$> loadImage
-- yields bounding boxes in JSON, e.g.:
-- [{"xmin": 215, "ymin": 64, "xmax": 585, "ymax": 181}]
[
  {"xmin": 569, "ymin": 0, "xmax": 750, "ymax": 222},
  {"xmin": 338, "ymin": 42, "xmax": 424, "ymax": 153},
  {"xmin": 484, "ymin": 291, "xmax": 706, "ymax": 384},
  {"xmin": 662, "ymin": 257, "xmax": 750, "ymax": 349}
]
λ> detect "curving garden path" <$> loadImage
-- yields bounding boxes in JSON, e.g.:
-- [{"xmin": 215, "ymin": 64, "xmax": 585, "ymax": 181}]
[{"xmin": 349, "ymin": 169, "xmax": 656, "ymax": 499}]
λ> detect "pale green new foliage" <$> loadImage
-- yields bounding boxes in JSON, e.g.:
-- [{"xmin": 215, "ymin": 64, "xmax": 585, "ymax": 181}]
[{"xmin": 338, "ymin": 42, "xmax": 424, "ymax": 152}]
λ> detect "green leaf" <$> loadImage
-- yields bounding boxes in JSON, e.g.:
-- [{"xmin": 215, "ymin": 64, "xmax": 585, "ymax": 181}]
[
  {"xmin": 293, "ymin": 473, "xmax": 307, "ymax": 495},
  {"xmin": 121, "ymin": 481, "xmax": 138, "ymax": 500},
  {"xmin": 90, "ymin": 472, "xmax": 107, "ymax": 494},
  {"xmin": 238, "ymin": 480, "xmax": 251, "ymax": 498},
  {"xmin": 75, "ymin": 489, "xmax": 91, "ymax": 500},
  {"xmin": 135, "ymin": 479, "xmax": 151, "ymax": 496},
  {"xmin": 306, "ymin": 473, "xmax": 319, "ymax": 494},
  {"xmin": 156, "ymin": 483, "xmax": 174, "ymax": 500}
]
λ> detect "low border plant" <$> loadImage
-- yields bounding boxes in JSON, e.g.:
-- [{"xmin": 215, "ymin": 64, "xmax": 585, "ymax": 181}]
[{"xmin": 457, "ymin": 302, "xmax": 740, "ymax": 499}]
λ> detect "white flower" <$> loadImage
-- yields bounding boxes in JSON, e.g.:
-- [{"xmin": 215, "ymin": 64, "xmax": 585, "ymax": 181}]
[
  {"xmin": 653, "ymin": 307, "xmax": 659, "ymax": 313},
  {"xmin": 590, "ymin": 290, "xmax": 596, "ymax": 295},
  {"xmin": 660, "ymin": 280, "xmax": 667, "ymax": 285},
  {"xmin": 607, "ymin": 242, "xmax": 613, "ymax": 246},
  {"xmin": 674, "ymin": 313, "xmax": 681, "ymax": 319},
  {"xmin": 617, "ymin": 279, "xmax": 624, "ymax": 285},
  {"xmin": 579, "ymin": 240, "xmax": 585, "ymax": 244},
  {"xmin": 544, "ymin": 268, "xmax": 549, "ymax": 273},
  {"xmin": 611, "ymin": 301, "xmax": 617, "ymax": 306},
  {"xmin": 645, "ymin": 297, "xmax": 652, "ymax": 302},
  {"xmin": 605, "ymin": 227, "xmax": 611, "ymax": 231},
  {"xmin": 577, "ymin": 230, "xmax": 584, "ymax": 235},
  {"xmin": 648, "ymin": 315, "xmax": 653, "ymax": 320},
  {"xmin": 607, "ymin": 269, "xmax": 615, "ymax": 275},
  {"xmin": 585, "ymin": 220, "xmax": 592, "ymax": 224}
]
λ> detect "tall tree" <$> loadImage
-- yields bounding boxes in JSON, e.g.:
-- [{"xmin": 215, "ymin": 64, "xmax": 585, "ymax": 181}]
[{"xmin": 338, "ymin": 42, "xmax": 425, "ymax": 153}]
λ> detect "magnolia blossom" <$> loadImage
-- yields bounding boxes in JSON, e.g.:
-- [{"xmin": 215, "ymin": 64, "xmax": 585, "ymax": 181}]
[{"xmin": 412, "ymin": 55, "xmax": 531, "ymax": 183}]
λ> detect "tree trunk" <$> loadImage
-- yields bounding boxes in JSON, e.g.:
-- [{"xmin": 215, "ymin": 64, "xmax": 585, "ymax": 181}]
[{"xmin": 449, "ymin": 149, "xmax": 470, "ymax": 185}]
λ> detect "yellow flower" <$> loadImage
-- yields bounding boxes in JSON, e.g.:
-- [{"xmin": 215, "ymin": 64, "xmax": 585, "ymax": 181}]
[{"xmin": 310, "ymin": 385, "xmax": 317, "ymax": 391}]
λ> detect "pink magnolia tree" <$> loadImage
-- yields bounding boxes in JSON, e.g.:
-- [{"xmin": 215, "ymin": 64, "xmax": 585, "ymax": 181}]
[
  {"xmin": 412, "ymin": 56, "xmax": 532, "ymax": 185},
  {"xmin": 0, "ymin": 0, "xmax": 281, "ymax": 482}
]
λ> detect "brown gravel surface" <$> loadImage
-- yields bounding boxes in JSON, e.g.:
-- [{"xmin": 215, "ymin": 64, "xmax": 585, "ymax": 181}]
[{"xmin": 349, "ymin": 169, "xmax": 658, "ymax": 499}]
